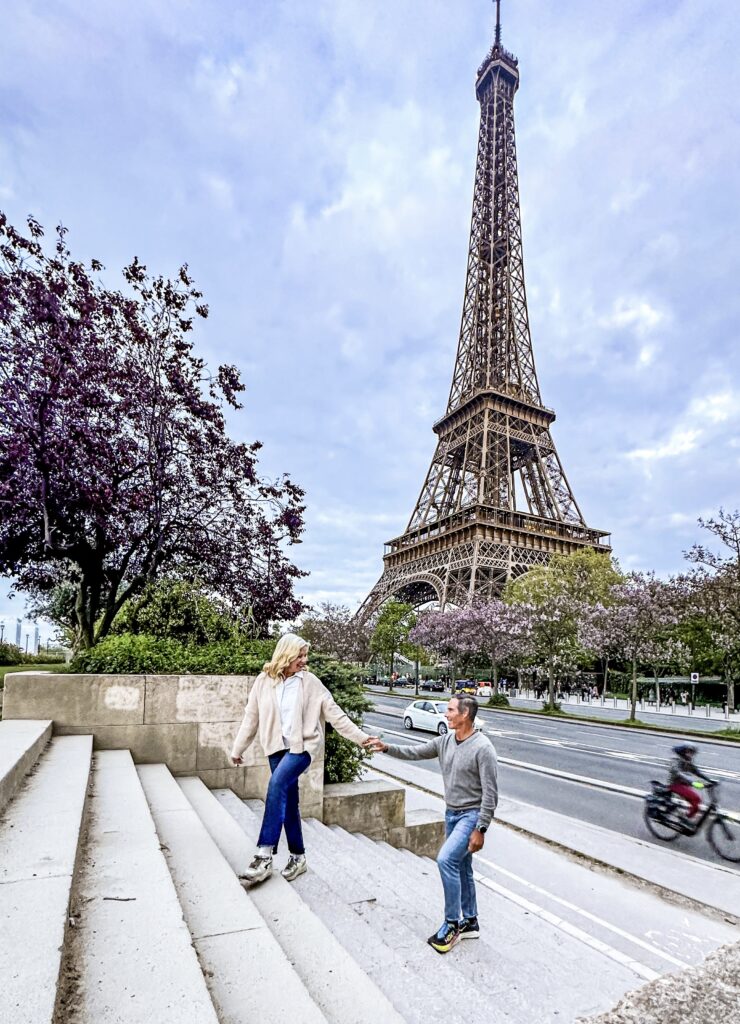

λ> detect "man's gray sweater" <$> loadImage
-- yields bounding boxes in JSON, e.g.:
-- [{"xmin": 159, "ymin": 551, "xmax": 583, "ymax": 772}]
[{"xmin": 385, "ymin": 731, "xmax": 498, "ymax": 829}]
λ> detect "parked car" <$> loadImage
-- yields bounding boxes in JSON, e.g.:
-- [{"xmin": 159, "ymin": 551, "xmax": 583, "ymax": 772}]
[
  {"xmin": 477, "ymin": 682, "xmax": 492, "ymax": 697},
  {"xmin": 421, "ymin": 680, "xmax": 445, "ymax": 693},
  {"xmin": 403, "ymin": 700, "xmax": 483, "ymax": 735},
  {"xmin": 454, "ymin": 679, "xmax": 478, "ymax": 695}
]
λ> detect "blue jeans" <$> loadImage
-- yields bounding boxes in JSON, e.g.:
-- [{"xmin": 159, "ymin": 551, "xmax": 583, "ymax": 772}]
[
  {"xmin": 438, "ymin": 808, "xmax": 479, "ymax": 922},
  {"xmin": 256, "ymin": 750, "xmax": 311, "ymax": 854}
]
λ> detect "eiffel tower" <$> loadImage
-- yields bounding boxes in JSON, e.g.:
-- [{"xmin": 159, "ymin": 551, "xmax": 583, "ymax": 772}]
[{"xmin": 358, "ymin": 2, "xmax": 609, "ymax": 622}]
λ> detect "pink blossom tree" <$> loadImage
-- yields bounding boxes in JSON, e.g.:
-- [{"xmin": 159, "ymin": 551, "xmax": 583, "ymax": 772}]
[{"xmin": 586, "ymin": 572, "xmax": 680, "ymax": 721}]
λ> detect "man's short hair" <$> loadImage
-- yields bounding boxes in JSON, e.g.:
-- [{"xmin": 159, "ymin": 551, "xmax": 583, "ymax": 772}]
[{"xmin": 451, "ymin": 694, "xmax": 478, "ymax": 721}]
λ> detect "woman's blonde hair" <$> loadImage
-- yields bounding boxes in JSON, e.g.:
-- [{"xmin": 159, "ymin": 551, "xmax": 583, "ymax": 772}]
[{"xmin": 263, "ymin": 633, "xmax": 310, "ymax": 681}]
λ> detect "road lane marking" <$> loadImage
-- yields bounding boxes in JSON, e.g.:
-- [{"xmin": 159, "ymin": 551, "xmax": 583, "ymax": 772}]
[
  {"xmin": 473, "ymin": 872, "xmax": 661, "ymax": 981},
  {"xmin": 374, "ymin": 726, "xmax": 740, "ymax": 820},
  {"xmin": 474, "ymin": 855, "xmax": 690, "ymax": 970}
]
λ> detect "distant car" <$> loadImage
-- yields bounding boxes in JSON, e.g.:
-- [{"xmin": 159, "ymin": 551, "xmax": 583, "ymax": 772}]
[
  {"xmin": 422, "ymin": 680, "xmax": 445, "ymax": 693},
  {"xmin": 454, "ymin": 679, "xmax": 478, "ymax": 695},
  {"xmin": 403, "ymin": 700, "xmax": 483, "ymax": 735},
  {"xmin": 477, "ymin": 682, "xmax": 492, "ymax": 697}
]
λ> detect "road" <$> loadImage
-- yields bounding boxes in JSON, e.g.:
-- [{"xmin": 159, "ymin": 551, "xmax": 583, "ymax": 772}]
[{"xmin": 363, "ymin": 692, "xmax": 740, "ymax": 868}]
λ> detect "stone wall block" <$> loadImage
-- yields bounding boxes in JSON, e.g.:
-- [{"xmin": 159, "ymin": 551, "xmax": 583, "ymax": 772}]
[
  {"xmin": 56, "ymin": 723, "xmax": 197, "ymax": 772},
  {"xmin": 144, "ymin": 675, "xmax": 253, "ymax": 724},
  {"xmin": 322, "ymin": 779, "xmax": 405, "ymax": 836},
  {"xmin": 3, "ymin": 673, "xmax": 144, "ymax": 725},
  {"xmin": 196, "ymin": 721, "xmax": 265, "ymax": 770}
]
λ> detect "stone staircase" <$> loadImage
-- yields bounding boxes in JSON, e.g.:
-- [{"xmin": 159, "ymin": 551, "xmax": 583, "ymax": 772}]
[{"xmin": 1, "ymin": 718, "xmax": 727, "ymax": 1024}]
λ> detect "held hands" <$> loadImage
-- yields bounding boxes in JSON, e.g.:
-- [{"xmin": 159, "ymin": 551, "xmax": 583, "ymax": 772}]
[
  {"xmin": 230, "ymin": 755, "xmax": 244, "ymax": 766},
  {"xmin": 468, "ymin": 829, "xmax": 485, "ymax": 853},
  {"xmin": 362, "ymin": 736, "xmax": 388, "ymax": 753}
]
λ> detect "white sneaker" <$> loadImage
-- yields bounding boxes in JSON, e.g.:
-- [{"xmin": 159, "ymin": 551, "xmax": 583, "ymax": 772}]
[
  {"xmin": 239, "ymin": 854, "xmax": 273, "ymax": 885},
  {"xmin": 281, "ymin": 854, "xmax": 307, "ymax": 881}
]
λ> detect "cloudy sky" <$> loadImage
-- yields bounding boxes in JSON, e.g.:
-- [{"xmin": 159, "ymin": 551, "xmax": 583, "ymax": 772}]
[{"xmin": 1, "ymin": 0, "xmax": 739, "ymax": 643}]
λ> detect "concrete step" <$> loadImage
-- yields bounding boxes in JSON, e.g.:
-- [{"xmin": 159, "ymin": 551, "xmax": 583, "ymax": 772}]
[
  {"xmin": 270, "ymin": 810, "xmax": 485, "ymax": 1024},
  {"xmin": 296, "ymin": 818, "xmax": 503, "ymax": 1024},
  {"xmin": 0, "ymin": 718, "xmax": 52, "ymax": 814},
  {"xmin": 62, "ymin": 750, "xmax": 219, "ymax": 1023},
  {"xmin": 138, "ymin": 764, "xmax": 326, "ymax": 1024},
  {"xmin": 0, "ymin": 734, "xmax": 91, "ymax": 1024},
  {"xmin": 329, "ymin": 825, "xmax": 644, "ymax": 1022},
  {"xmin": 203, "ymin": 786, "xmax": 404, "ymax": 1024}
]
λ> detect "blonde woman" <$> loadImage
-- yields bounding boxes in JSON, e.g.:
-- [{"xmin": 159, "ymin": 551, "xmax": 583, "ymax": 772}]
[{"xmin": 230, "ymin": 633, "xmax": 376, "ymax": 884}]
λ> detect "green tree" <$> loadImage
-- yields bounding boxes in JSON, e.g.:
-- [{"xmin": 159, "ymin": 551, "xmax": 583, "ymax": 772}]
[
  {"xmin": 111, "ymin": 577, "xmax": 244, "ymax": 644},
  {"xmin": 370, "ymin": 601, "xmax": 416, "ymax": 679}
]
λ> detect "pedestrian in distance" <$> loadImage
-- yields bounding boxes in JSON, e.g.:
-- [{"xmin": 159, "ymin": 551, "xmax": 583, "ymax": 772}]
[
  {"xmin": 367, "ymin": 694, "xmax": 498, "ymax": 954},
  {"xmin": 231, "ymin": 634, "xmax": 376, "ymax": 885}
]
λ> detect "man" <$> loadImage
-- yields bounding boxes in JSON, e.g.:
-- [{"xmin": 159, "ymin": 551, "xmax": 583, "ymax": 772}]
[{"xmin": 368, "ymin": 694, "xmax": 498, "ymax": 954}]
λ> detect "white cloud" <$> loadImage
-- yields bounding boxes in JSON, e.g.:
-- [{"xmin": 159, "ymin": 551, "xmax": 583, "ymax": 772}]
[
  {"xmin": 628, "ymin": 428, "xmax": 700, "ymax": 463},
  {"xmin": 609, "ymin": 181, "xmax": 649, "ymax": 214},
  {"xmin": 598, "ymin": 296, "xmax": 668, "ymax": 338}
]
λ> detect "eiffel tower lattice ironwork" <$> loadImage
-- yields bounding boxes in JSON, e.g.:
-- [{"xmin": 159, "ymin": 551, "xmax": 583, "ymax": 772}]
[{"xmin": 358, "ymin": 4, "xmax": 609, "ymax": 623}]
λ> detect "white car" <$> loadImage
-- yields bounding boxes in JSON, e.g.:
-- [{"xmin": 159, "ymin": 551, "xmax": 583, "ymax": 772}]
[{"xmin": 402, "ymin": 700, "xmax": 483, "ymax": 735}]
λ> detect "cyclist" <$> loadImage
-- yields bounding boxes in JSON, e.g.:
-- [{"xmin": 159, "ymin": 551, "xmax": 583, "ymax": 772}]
[{"xmin": 667, "ymin": 743, "xmax": 714, "ymax": 820}]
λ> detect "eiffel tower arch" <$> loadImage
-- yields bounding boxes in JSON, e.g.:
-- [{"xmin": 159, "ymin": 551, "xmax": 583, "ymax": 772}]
[{"xmin": 358, "ymin": 4, "xmax": 609, "ymax": 624}]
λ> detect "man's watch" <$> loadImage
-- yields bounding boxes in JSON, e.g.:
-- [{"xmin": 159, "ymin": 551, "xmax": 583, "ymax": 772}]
[{"xmin": 476, "ymin": 824, "xmax": 487, "ymax": 834}]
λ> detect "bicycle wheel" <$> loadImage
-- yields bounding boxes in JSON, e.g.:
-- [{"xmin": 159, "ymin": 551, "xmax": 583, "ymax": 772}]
[
  {"xmin": 643, "ymin": 803, "xmax": 680, "ymax": 843},
  {"xmin": 708, "ymin": 815, "xmax": 740, "ymax": 862}
]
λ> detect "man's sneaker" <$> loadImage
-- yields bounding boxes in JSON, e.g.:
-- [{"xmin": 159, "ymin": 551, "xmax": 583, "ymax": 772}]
[
  {"xmin": 239, "ymin": 854, "xmax": 273, "ymax": 885},
  {"xmin": 427, "ymin": 920, "xmax": 460, "ymax": 954},
  {"xmin": 459, "ymin": 916, "xmax": 480, "ymax": 939},
  {"xmin": 281, "ymin": 854, "xmax": 307, "ymax": 881}
]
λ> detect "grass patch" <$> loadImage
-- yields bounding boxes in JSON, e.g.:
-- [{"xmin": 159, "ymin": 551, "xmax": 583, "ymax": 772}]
[{"xmin": 0, "ymin": 663, "xmax": 69, "ymax": 686}]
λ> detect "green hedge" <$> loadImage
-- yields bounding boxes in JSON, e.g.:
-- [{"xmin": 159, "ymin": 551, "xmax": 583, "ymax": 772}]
[{"xmin": 71, "ymin": 635, "xmax": 370, "ymax": 784}]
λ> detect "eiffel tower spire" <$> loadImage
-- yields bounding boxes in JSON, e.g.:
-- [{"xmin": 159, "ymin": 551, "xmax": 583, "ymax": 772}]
[{"xmin": 358, "ymin": 7, "xmax": 609, "ymax": 622}]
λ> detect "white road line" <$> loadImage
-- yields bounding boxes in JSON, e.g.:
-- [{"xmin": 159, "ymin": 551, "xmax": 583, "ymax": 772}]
[
  {"xmin": 473, "ymin": 854, "xmax": 690, "ymax": 970},
  {"xmin": 377, "ymin": 727, "xmax": 645, "ymax": 796},
  {"xmin": 473, "ymin": 872, "xmax": 661, "ymax": 982}
]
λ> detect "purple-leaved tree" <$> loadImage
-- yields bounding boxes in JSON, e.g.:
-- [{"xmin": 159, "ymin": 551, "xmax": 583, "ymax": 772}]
[{"xmin": 0, "ymin": 214, "xmax": 306, "ymax": 648}]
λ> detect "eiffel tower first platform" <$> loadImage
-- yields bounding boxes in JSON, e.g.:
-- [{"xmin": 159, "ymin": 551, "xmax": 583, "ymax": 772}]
[{"xmin": 357, "ymin": 3, "xmax": 610, "ymax": 623}]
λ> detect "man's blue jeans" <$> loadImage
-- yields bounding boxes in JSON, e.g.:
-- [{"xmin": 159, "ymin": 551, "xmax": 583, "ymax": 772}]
[
  {"xmin": 438, "ymin": 808, "xmax": 479, "ymax": 922},
  {"xmin": 256, "ymin": 749, "xmax": 311, "ymax": 854}
]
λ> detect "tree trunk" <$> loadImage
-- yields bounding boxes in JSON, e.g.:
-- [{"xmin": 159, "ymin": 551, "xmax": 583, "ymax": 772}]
[
  {"xmin": 603, "ymin": 657, "xmax": 610, "ymax": 695},
  {"xmin": 547, "ymin": 656, "xmax": 556, "ymax": 710},
  {"xmin": 493, "ymin": 658, "xmax": 499, "ymax": 692},
  {"xmin": 654, "ymin": 670, "xmax": 660, "ymax": 712},
  {"xmin": 629, "ymin": 656, "xmax": 638, "ymax": 722}
]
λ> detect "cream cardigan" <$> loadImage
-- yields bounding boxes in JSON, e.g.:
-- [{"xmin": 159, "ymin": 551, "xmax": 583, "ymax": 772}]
[{"xmin": 231, "ymin": 670, "xmax": 369, "ymax": 760}]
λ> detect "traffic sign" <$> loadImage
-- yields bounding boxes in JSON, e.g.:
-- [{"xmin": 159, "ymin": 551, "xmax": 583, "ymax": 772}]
[{"xmin": 690, "ymin": 672, "xmax": 699, "ymax": 683}]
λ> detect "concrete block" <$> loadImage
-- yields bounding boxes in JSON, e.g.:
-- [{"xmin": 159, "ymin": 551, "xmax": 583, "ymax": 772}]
[
  {"xmin": 56, "ymin": 723, "xmax": 197, "ymax": 772},
  {"xmin": 3, "ymin": 672, "xmax": 144, "ymax": 725},
  {"xmin": 0, "ymin": 719, "xmax": 52, "ymax": 815},
  {"xmin": 196, "ymin": 720, "xmax": 265, "ymax": 769},
  {"xmin": 387, "ymin": 808, "xmax": 446, "ymax": 858},
  {"xmin": 144, "ymin": 674, "xmax": 253, "ymax": 725},
  {"xmin": 322, "ymin": 779, "xmax": 405, "ymax": 836}
]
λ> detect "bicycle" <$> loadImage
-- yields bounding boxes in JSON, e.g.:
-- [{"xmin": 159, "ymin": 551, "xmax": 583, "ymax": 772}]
[{"xmin": 643, "ymin": 779, "xmax": 740, "ymax": 863}]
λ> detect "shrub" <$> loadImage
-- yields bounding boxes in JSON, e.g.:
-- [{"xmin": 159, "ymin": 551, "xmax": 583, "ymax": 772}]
[
  {"xmin": 0, "ymin": 641, "xmax": 22, "ymax": 665},
  {"xmin": 485, "ymin": 693, "xmax": 510, "ymax": 708},
  {"xmin": 309, "ymin": 653, "xmax": 372, "ymax": 785}
]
